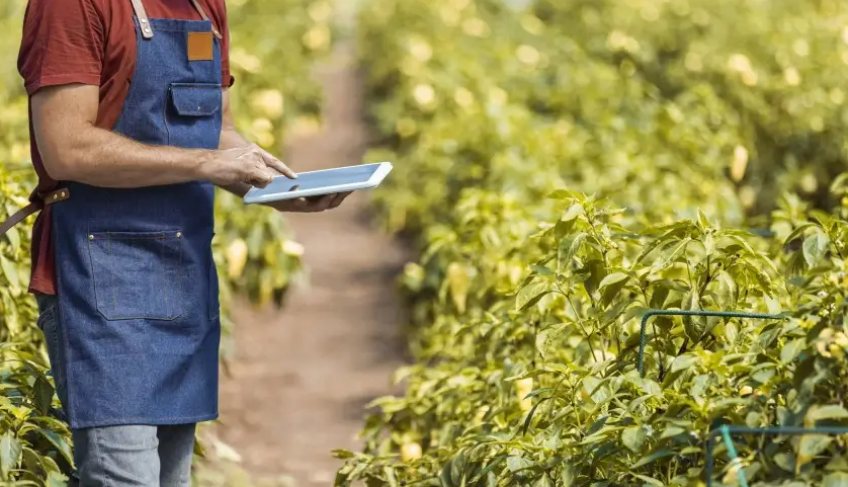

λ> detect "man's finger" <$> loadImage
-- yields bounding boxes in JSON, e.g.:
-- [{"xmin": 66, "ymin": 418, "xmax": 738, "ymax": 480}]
[
  {"xmin": 319, "ymin": 194, "xmax": 338, "ymax": 211},
  {"xmin": 329, "ymin": 192, "xmax": 348, "ymax": 208},
  {"xmin": 246, "ymin": 166, "xmax": 274, "ymax": 188},
  {"xmin": 297, "ymin": 195, "xmax": 329, "ymax": 212},
  {"xmin": 293, "ymin": 197, "xmax": 310, "ymax": 211},
  {"xmin": 257, "ymin": 147, "xmax": 297, "ymax": 179}
]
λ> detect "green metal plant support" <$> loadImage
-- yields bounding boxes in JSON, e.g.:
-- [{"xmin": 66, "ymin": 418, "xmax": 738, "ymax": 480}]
[
  {"xmin": 637, "ymin": 310, "xmax": 786, "ymax": 378},
  {"xmin": 705, "ymin": 425, "xmax": 848, "ymax": 487}
]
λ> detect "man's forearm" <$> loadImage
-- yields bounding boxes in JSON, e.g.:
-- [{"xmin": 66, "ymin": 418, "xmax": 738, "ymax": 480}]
[{"xmin": 38, "ymin": 123, "xmax": 211, "ymax": 188}]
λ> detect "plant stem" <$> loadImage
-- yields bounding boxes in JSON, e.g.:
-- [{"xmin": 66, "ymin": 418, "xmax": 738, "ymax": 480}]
[{"xmin": 559, "ymin": 283, "xmax": 599, "ymax": 363}]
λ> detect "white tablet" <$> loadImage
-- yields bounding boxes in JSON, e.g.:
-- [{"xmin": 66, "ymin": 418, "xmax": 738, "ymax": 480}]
[{"xmin": 243, "ymin": 162, "xmax": 393, "ymax": 205}]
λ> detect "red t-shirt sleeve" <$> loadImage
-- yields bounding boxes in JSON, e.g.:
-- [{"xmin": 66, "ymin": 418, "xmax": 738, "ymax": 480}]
[{"xmin": 17, "ymin": 0, "xmax": 104, "ymax": 96}]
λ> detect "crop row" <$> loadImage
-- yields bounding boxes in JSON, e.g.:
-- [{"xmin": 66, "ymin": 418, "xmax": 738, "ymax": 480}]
[{"xmin": 335, "ymin": 1, "xmax": 848, "ymax": 486}]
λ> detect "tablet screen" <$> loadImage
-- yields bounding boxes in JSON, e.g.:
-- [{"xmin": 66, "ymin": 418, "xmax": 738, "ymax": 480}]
[{"xmin": 255, "ymin": 163, "xmax": 382, "ymax": 195}]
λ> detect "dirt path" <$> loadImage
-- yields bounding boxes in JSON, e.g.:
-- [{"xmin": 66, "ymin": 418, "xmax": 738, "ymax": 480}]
[{"xmin": 216, "ymin": 43, "xmax": 409, "ymax": 485}]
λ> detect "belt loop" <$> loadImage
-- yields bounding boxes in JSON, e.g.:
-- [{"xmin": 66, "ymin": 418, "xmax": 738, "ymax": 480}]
[
  {"xmin": 189, "ymin": 0, "xmax": 223, "ymax": 40},
  {"xmin": 130, "ymin": 0, "xmax": 154, "ymax": 39}
]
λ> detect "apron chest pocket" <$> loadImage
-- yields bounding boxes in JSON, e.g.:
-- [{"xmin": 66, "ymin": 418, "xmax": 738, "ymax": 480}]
[
  {"xmin": 168, "ymin": 83, "xmax": 221, "ymax": 117},
  {"xmin": 88, "ymin": 230, "xmax": 184, "ymax": 321},
  {"xmin": 166, "ymin": 82, "xmax": 222, "ymax": 148}
]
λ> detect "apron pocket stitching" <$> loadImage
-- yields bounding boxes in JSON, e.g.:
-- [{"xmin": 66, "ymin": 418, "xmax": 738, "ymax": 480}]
[{"xmin": 88, "ymin": 230, "xmax": 185, "ymax": 321}]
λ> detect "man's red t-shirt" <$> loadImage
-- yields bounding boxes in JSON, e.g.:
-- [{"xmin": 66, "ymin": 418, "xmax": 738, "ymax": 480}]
[{"xmin": 17, "ymin": 0, "xmax": 234, "ymax": 296}]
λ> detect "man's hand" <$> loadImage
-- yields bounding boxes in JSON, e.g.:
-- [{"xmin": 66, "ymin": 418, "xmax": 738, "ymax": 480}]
[
  {"xmin": 266, "ymin": 191, "xmax": 353, "ymax": 213},
  {"xmin": 200, "ymin": 143, "xmax": 296, "ymax": 189},
  {"xmin": 217, "ymin": 87, "xmax": 352, "ymax": 213}
]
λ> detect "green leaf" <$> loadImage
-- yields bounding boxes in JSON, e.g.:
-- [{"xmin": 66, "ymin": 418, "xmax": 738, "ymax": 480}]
[
  {"xmin": 562, "ymin": 203, "xmax": 583, "ymax": 222},
  {"xmin": 582, "ymin": 377, "xmax": 610, "ymax": 403},
  {"xmin": 635, "ymin": 237, "xmax": 670, "ymax": 266},
  {"xmin": 598, "ymin": 272, "xmax": 629, "ymax": 291},
  {"xmin": 4, "ymin": 226, "xmax": 20, "ymax": 253},
  {"xmin": 332, "ymin": 449, "xmax": 356, "ymax": 459},
  {"xmin": 0, "ymin": 433, "xmax": 22, "ymax": 480},
  {"xmin": 470, "ymin": 455, "xmax": 507, "ymax": 484},
  {"xmin": 506, "ymin": 455, "xmax": 533, "ymax": 472},
  {"xmin": 806, "ymin": 405, "xmax": 848, "ymax": 423},
  {"xmin": 440, "ymin": 458, "xmax": 456, "ymax": 487},
  {"xmin": 649, "ymin": 286, "xmax": 669, "ymax": 310},
  {"xmin": 0, "ymin": 255, "xmax": 18, "ymax": 289},
  {"xmin": 660, "ymin": 426, "xmax": 686, "ymax": 439},
  {"xmin": 533, "ymin": 474, "xmax": 553, "ymax": 487},
  {"xmin": 803, "ymin": 233, "xmax": 830, "ymax": 267},
  {"xmin": 46, "ymin": 472, "xmax": 68, "ymax": 487},
  {"xmin": 622, "ymin": 426, "xmax": 647, "ymax": 453},
  {"xmin": 522, "ymin": 397, "xmax": 553, "ymax": 436},
  {"xmin": 780, "ymin": 338, "xmax": 806, "ymax": 364},
  {"xmin": 797, "ymin": 434, "xmax": 832, "ymax": 466},
  {"xmin": 558, "ymin": 232, "xmax": 587, "ymax": 268},
  {"xmin": 559, "ymin": 464, "xmax": 575, "ymax": 486},
  {"xmin": 582, "ymin": 259, "xmax": 606, "ymax": 299},
  {"xmin": 652, "ymin": 238, "xmax": 691, "ymax": 271},
  {"xmin": 530, "ymin": 265, "xmax": 556, "ymax": 277},
  {"xmin": 598, "ymin": 272, "xmax": 630, "ymax": 305},
  {"xmin": 384, "ymin": 466, "xmax": 399, "ymax": 487},
  {"xmin": 627, "ymin": 377, "xmax": 662, "ymax": 397},
  {"xmin": 632, "ymin": 474, "xmax": 664, "ymax": 487},
  {"xmin": 632, "ymin": 449, "xmax": 675, "ymax": 469},
  {"xmin": 823, "ymin": 472, "xmax": 848, "ymax": 487},
  {"xmin": 721, "ymin": 234, "xmax": 759, "ymax": 258},
  {"xmin": 783, "ymin": 223, "xmax": 816, "ymax": 247},
  {"xmin": 34, "ymin": 376, "xmax": 54, "ymax": 415},
  {"xmin": 773, "ymin": 452, "xmax": 795, "ymax": 472},
  {"xmin": 671, "ymin": 354, "xmax": 698, "ymax": 373},
  {"xmin": 682, "ymin": 291, "xmax": 706, "ymax": 342},
  {"xmin": 516, "ymin": 280, "xmax": 551, "ymax": 311},
  {"xmin": 747, "ymin": 261, "xmax": 775, "ymax": 295},
  {"xmin": 37, "ymin": 428, "xmax": 73, "ymax": 466}
]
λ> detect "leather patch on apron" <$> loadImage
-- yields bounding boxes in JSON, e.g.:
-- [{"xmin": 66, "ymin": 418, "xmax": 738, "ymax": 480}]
[{"xmin": 187, "ymin": 32, "xmax": 214, "ymax": 61}]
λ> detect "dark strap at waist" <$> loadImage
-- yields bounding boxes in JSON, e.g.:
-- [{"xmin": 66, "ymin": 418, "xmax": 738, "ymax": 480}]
[{"xmin": 0, "ymin": 188, "xmax": 69, "ymax": 238}]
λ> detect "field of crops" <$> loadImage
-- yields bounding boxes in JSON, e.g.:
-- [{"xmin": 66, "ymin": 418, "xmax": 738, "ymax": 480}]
[
  {"xmin": 0, "ymin": 0, "xmax": 333, "ymax": 483},
  {"xmin": 5, "ymin": 0, "xmax": 848, "ymax": 485},
  {"xmin": 333, "ymin": 0, "xmax": 848, "ymax": 486}
]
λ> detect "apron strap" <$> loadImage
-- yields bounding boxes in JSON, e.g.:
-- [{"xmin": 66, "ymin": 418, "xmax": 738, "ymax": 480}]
[
  {"xmin": 188, "ymin": 0, "xmax": 223, "ymax": 40},
  {"xmin": 129, "ymin": 0, "xmax": 154, "ymax": 39},
  {"xmin": 0, "ymin": 188, "xmax": 70, "ymax": 239},
  {"xmin": 129, "ymin": 0, "xmax": 221, "ymax": 41}
]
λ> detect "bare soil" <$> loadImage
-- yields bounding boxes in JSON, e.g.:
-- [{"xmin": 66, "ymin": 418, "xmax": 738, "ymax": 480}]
[{"xmin": 216, "ymin": 44, "xmax": 409, "ymax": 486}]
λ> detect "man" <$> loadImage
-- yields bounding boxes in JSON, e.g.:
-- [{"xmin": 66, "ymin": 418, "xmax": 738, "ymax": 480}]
[{"xmin": 2, "ymin": 0, "xmax": 350, "ymax": 484}]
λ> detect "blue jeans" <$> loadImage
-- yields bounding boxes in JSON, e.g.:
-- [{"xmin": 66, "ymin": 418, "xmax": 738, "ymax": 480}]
[{"xmin": 36, "ymin": 294, "xmax": 196, "ymax": 487}]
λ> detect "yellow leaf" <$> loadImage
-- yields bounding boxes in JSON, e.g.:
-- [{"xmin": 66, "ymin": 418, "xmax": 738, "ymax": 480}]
[
  {"xmin": 722, "ymin": 458, "xmax": 743, "ymax": 485},
  {"xmin": 730, "ymin": 145, "xmax": 748, "ymax": 182},
  {"xmin": 446, "ymin": 262, "xmax": 470, "ymax": 313},
  {"xmin": 515, "ymin": 378, "xmax": 533, "ymax": 412},
  {"xmin": 250, "ymin": 89, "xmax": 285, "ymax": 119},
  {"xmin": 413, "ymin": 84, "xmax": 435, "ymax": 106},
  {"xmin": 400, "ymin": 442, "xmax": 422, "ymax": 462},
  {"xmin": 226, "ymin": 239, "xmax": 248, "ymax": 279},
  {"xmin": 281, "ymin": 240, "xmax": 305, "ymax": 257}
]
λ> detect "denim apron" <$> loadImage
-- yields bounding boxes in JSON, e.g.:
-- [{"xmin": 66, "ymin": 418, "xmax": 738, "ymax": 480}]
[{"xmin": 47, "ymin": 0, "xmax": 224, "ymax": 429}]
